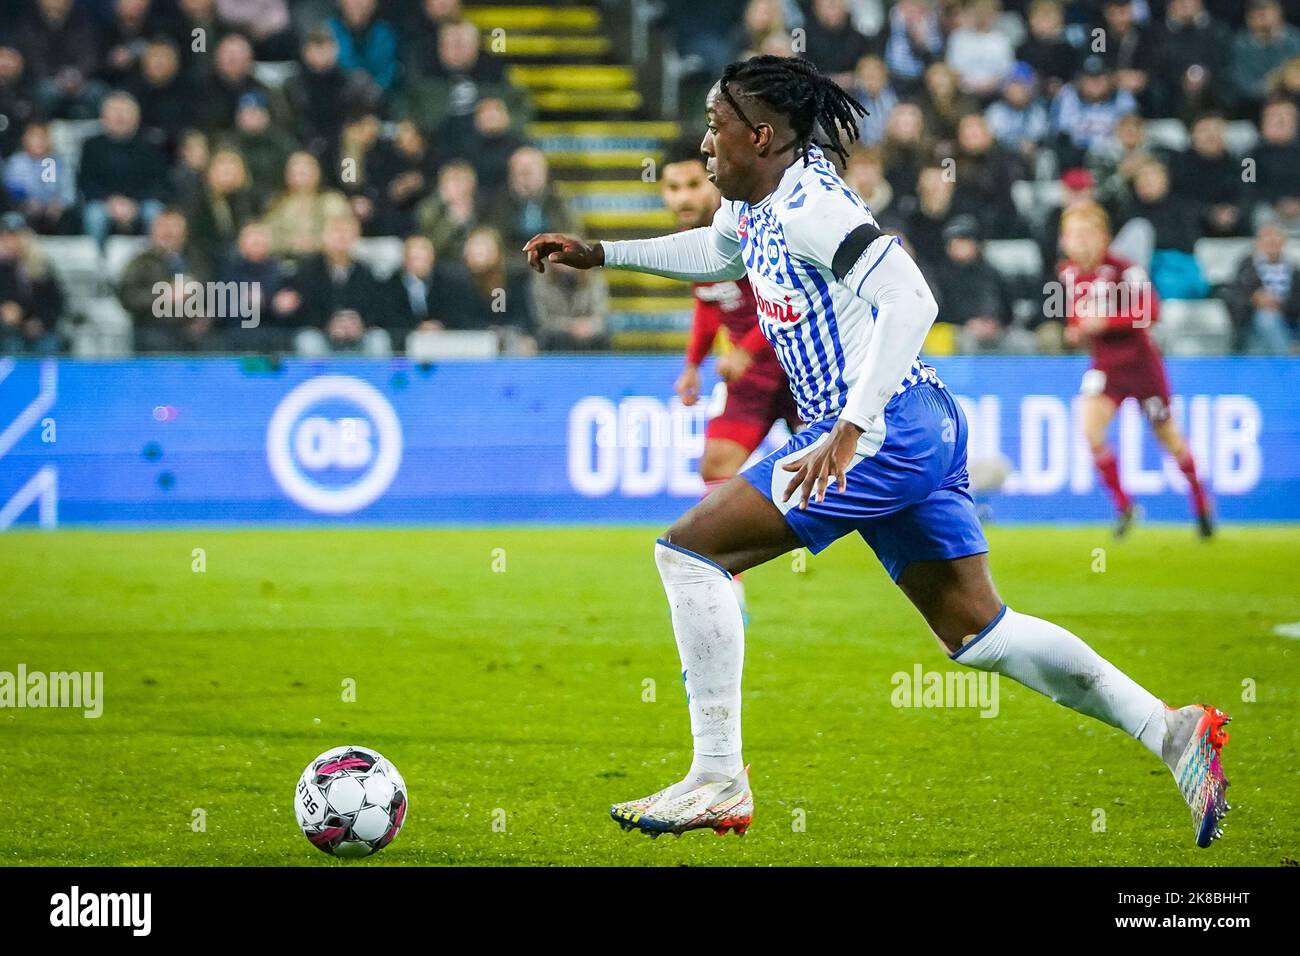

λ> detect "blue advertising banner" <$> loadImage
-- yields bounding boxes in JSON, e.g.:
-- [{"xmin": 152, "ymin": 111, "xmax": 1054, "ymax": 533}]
[{"xmin": 0, "ymin": 355, "xmax": 1296, "ymax": 528}]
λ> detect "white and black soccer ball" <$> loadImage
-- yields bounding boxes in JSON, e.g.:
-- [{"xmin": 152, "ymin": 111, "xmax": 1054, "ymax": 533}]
[{"xmin": 295, "ymin": 745, "xmax": 408, "ymax": 858}]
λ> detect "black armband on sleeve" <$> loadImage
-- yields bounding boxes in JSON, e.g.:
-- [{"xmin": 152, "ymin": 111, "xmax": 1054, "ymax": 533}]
[{"xmin": 831, "ymin": 222, "xmax": 886, "ymax": 281}]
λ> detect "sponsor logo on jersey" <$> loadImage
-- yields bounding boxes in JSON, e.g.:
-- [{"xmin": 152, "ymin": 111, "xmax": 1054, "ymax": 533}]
[{"xmin": 755, "ymin": 290, "xmax": 801, "ymax": 324}]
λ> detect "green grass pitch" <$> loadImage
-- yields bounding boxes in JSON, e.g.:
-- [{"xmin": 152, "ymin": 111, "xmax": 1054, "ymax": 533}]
[{"xmin": 1, "ymin": 524, "xmax": 1296, "ymax": 866}]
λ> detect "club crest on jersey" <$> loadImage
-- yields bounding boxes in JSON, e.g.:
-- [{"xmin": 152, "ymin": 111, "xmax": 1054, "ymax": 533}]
[
  {"xmin": 755, "ymin": 290, "xmax": 801, "ymax": 324},
  {"xmin": 766, "ymin": 237, "xmax": 780, "ymax": 264}
]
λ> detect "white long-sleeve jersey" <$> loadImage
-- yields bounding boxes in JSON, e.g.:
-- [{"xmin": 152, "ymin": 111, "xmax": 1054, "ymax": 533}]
[{"xmin": 602, "ymin": 146, "xmax": 940, "ymax": 431}]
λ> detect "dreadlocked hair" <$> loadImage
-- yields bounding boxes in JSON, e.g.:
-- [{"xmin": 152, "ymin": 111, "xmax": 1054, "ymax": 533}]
[{"xmin": 717, "ymin": 55, "xmax": 867, "ymax": 168}]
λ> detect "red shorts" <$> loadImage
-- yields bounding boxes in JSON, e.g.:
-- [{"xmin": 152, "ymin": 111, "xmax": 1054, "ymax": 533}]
[
  {"xmin": 1081, "ymin": 360, "xmax": 1172, "ymax": 423},
  {"xmin": 706, "ymin": 371, "xmax": 801, "ymax": 452}
]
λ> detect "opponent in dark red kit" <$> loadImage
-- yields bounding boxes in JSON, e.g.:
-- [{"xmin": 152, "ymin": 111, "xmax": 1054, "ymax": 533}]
[
  {"xmin": 1058, "ymin": 202, "xmax": 1212, "ymax": 537},
  {"xmin": 660, "ymin": 142, "xmax": 800, "ymax": 613}
]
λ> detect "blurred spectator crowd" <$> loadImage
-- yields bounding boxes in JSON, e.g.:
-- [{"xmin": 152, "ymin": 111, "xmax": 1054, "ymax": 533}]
[
  {"xmin": 0, "ymin": 0, "xmax": 599, "ymax": 357},
  {"xmin": 671, "ymin": 0, "xmax": 1300, "ymax": 354},
  {"xmin": 0, "ymin": 0, "xmax": 1297, "ymax": 357}
]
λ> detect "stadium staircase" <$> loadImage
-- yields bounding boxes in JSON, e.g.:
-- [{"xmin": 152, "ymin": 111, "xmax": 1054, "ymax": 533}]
[{"xmin": 464, "ymin": 1, "xmax": 694, "ymax": 349}]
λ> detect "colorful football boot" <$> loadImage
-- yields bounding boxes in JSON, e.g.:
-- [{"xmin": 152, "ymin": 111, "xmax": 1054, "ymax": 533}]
[
  {"xmin": 1163, "ymin": 704, "xmax": 1232, "ymax": 848},
  {"xmin": 610, "ymin": 766, "xmax": 753, "ymax": 838}
]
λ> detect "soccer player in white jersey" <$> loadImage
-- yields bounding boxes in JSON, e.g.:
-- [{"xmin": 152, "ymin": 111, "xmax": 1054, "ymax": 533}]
[{"xmin": 523, "ymin": 56, "xmax": 1231, "ymax": 848}]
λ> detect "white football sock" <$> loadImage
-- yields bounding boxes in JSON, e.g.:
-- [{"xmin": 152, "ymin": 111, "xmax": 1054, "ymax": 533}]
[
  {"xmin": 654, "ymin": 540, "xmax": 745, "ymax": 784},
  {"xmin": 954, "ymin": 606, "xmax": 1167, "ymax": 757}
]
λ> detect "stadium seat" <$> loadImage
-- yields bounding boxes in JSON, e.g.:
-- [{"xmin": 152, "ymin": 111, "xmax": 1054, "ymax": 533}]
[
  {"xmin": 104, "ymin": 236, "xmax": 152, "ymax": 283},
  {"xmin": 983, "ymin": 240, "xmax": 1043, "ymax": 277},
  {"xmin": 74, "ymin": 297, "xmax": 134, "ymax": 358},
  {"xmin": 1155, "ymin": 299, "xmax": 1232, "ymax": 355},
  {"xmin": 47, "ymin": 118, "xmax": 101, "ymax": 172},
  {"xmin": 38, "ymin": 237, "xmax": 103, "ymax": 306},
  {"xmin": 1223, "ymin": 121, "xmax": 1259, "ymax": 156},
  {"xmin": 404, "ymin": 329, "xmax": 499, "ymax": 361},
  {"xmin": 252, "ymin": 61, "xmax": 299, "ymax": 89},
  {"xmin": 352, "ymin": 237, "xmax": 405, "ymax": 280},
  {"xmin": 1011, "ymin": 180, "xmax": 1062, "ymax": 228},
  {"xmin": 1194, "ymin": 237, "xmax": 1255, "ymax": 286},
  {"xmin": 1144, "ymin": 119, "xmax": 1190, "ymax": 152}
]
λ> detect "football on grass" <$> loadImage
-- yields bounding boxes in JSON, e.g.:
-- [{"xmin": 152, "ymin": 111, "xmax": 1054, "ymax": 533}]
[{"xmin": 295, "ymin": 745, "xmax": 408, "ymax": 857}]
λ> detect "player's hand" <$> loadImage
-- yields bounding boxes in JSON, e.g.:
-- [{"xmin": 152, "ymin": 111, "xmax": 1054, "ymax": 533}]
[
  {"xmin": 523, "ymin": 233, "xmax": 604, "ymax": 273},
  {"xmin": 675, "ymin": 364, "xmax": 701, "ymax": 406},
  {"xmin": 715, "ymin": 349, "xmax": 752, "ymax": 383},
  {"xmin": 781, "ymin": 419, "xmax": 863, "ymax": 510}
]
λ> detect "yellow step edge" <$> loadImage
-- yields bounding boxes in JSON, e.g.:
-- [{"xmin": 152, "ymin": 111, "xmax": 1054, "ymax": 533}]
[
  {"xmin": 510, "ymin": 76, "xmax": 634, "ymax": 92},
  {"xmin": 546, "ymin": 152, "xmax": 661, "ymax": 169},
  {"xmin": 462, "ymin": 7, "xmax": 601, "ymax": 31},
  {"xmin": 580, "ymin": 211, "xmax": 678, "ymax": 229},
  {"xmin": 555, "ymin": 180, "xmax": 661, "ymax": 195},
  {"xmin": 529, "ymin": 121, "xmax": 683, "ymax": 138},
  {"xmin": 487, "ymin": 36, "xmax": 610, "ymax": 56},
  {"xmin": 606, "ymin": 272, "xmax": 687, "ymax": 291},
  {"xmin": 532, "ymin": 90, "xmax": 642, "ymax": 110},
  {"xmin": 508, "ymin": 65, "xmax": 635, "ymax": 88}
]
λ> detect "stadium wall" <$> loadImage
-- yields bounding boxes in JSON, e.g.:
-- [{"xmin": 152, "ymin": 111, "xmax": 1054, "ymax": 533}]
[{"xmin": 1, "ymin": 356, "xmax": 1296, "ymax": 528}]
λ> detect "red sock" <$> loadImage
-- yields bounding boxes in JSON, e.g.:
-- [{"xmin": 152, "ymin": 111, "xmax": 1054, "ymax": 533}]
[
  {"xmin": 1093, "ymin": 446, "xmax": 1132, "ymax": 513},
  {"xmin": 1175, "ymin": 449, "xmax": 1209, "ymax": 516}
]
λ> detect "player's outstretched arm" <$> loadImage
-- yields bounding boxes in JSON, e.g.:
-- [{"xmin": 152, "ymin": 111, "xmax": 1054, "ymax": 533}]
[{"xmin": 525, "ymin": 220, "xmax": 743, "ymax": 283}]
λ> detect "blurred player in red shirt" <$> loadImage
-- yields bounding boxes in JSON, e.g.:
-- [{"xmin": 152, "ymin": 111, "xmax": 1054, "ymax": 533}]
[
  {"xmin": 1058, "ymin": 202, "xmax": 1212, "ymax": 537},
  {"xmin": 660, "ymin": 142, "xmax": 800, "ymax": 613}
]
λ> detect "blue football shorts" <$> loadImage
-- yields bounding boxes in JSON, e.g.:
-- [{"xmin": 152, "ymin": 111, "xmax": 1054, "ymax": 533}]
[{"xmin": 741, "ymin": 380, "xmax": 989, "ymax": 581}]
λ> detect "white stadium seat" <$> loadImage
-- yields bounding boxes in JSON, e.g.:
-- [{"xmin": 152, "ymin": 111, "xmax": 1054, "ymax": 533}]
[
  {"xmin": 252, "ymin": 61, "xmax": 300, "ymax": 89},
  {"xmin": 1223, "ymin": 121, "xmax": 1259, "ymax": 156},
  {"xmin": 47, "ymin": 118, "xmax": 101, "ymax": 173},
  {"xmin": 353, "ymin": 237, "xmax": 405, "ymax": 280},
  {"xmin": 1011, "ymin": 179, "xmax": 1062, "ymax": 226},
  {"xmin": 1155, "ymin": 299, "xmax": 1232, "ymax": 356},
  {"xmin": 404, "ymin": 329, "xmax": 499, "ymax": 361},
  {"xmin": 1194, "ymin": 237, "xmax": 1255, "ymax": 286},
  {"xmin": 104, "ymin": 236, "xmax": 152, "ymax": 283},
  {"xmin": 38, "ymin": 237, "xmax": 102, "ymax": 304},
  {"xmin": 74, "ymin": 297, "xmax": 134, "ymax": 358},
  {"xmin": 1196, "ymin": 237, "xmax": 1300, "ymax": 287},
  {"xmin": 983, "ymin": 239, "xmax": 1043, "ymax": 276},
  {"xmin": 1144, "ymin": 119, "xmax": 1189, "ymax": 152}
]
